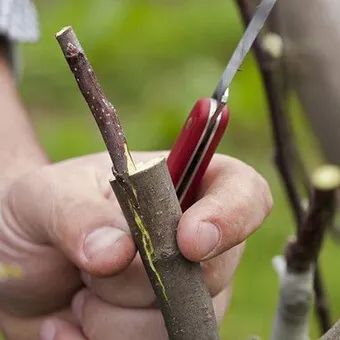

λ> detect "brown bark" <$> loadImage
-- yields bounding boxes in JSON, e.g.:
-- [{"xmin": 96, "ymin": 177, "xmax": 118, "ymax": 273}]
[{"xmin": 112, "ymin": 158, "xmax": 219, "ymax": 340}]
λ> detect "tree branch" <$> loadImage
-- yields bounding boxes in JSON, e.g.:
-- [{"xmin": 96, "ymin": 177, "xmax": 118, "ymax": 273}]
[
  {"xmin": 55, "ymin": 26, "xmax": 135, "ymax": 177},
  {"xmin": 271, "ymin": 165, "xmax": 340, "ymax": 340},
  {"xmin": 286, "ymin": 165, "xmax": 340, "ymax": 272},
  {"xmin": 111, "ymin": 158, "xmax": 219, "ymax": 340},
  {"xmin": 271, "ymin": 255, "xmax": 314, "ymax": 340},
  {"xmin": 234, "ymin": 0, "xmax": 332, "ymax": 333},
  {"xmin": 55, "ymin": 26, "xmax": 219, "ymax": 340}
]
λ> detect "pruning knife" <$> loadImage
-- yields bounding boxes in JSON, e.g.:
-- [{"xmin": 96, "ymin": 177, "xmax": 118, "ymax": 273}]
[{"xmin": 167, "ymin": 0, "xmax": 277, "ymax": 211}]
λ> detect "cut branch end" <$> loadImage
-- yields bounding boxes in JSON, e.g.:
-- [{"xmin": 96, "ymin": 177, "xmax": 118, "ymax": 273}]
[
  {"xmin": 55, "ymin": 26, "xmax": 72, "ymax": 38},
  {"xmin": 262, "ymin": 33, "xmax": 284, "ymax": 59},
  {"xmin": 55, "ymin": 26, "xmax": 135, "ymax": 176},
  {"xmin": 312, "ymin": 165, "xmax": 340, "ymax": 191}
]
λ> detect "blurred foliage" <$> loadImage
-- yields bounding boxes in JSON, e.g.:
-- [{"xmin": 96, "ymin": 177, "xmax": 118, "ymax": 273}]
[{"xmin": 2, "ymin": 0, "xmax": 339, "ymax": 339}]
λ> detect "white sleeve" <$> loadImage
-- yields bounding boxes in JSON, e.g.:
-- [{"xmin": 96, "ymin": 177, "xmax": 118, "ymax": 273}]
[
  {"xmin": 0, "ymin": 0, "xmax": 39, "ymax": 78},
  {"xmin": 0, "ymin": 0, "xmax": 39, "ymax": 42}
]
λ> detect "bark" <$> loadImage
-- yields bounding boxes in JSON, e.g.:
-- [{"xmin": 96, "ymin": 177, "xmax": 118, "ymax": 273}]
[
  {"xmin": 271, "ymin": 165, "xmax": 340, "ymax": 340},
  {"xmin": 235, "ymin": 0, "xmax": 333, "ymax": 333},
  {"xmin": 55, "ymin": 26, "xmax": 135, "ymax": 176},
  {"xmin": 273, "ymin": 0, "xmax": 340, "ymax": 165},
  {"xmin": 111, "ymin": 158, "xmax": 219, "ymax": 340},
  {"xmin": 286, "ymin": 166, "xmax": 339, "ymax": 272}
]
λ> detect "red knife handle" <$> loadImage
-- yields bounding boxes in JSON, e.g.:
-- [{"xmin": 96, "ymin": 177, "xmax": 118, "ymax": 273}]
[{"xmin": 167, "ymin": 97, "xmax": 230, "ymax": 211}]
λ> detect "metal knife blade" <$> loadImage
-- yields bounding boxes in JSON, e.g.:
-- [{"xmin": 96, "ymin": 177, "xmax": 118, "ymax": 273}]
[{"xmin": 212, "ymin": 0, "xmax": 277, "ymax": 102}]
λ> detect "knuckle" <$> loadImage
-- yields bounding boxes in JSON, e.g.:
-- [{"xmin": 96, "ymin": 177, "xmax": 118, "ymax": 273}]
[
  {"xmin": 205, "ymin": 194, "xmax": 226, "ymax": 219},
  {"xmin": 242, "ymin": 164, "xmax": 273, "ymax": 217},
  {"xmin": 201, "ymin": 158, "xmax": 273, "ymax": 251},
  {"xmin": 17, "ymin": 166, "xmax": 63, "ymax": 237},
  {"xmin": 201, "ymin": 243, "xmax": 245, "ymax": 297},
  {"xmin": 0, "ymin": 166, "xmax": 62, "ymax": 243},
  {"xmin": 206, "ymin": 189, "xmax": 250, "ymax": 245},
  {"xmin": 226, "ymin": 173, "xmax": 270, "ymax": 243},
  {"xmin": 5, "ymin": 166, "xmax": 51, "ymax": 214},
  {"xmin": 256, "ymin": 173, "xmax": 274, "ymax": 216},
  {"xmin": 201, "ymin": 257, "xmax": 228, "ymax": 297}
]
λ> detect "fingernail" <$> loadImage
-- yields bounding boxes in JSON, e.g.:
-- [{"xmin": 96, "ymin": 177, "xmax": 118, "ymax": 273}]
[
  {"xmin": 40, "ymin": 321, "xmax": 55, "ymax": 340},
  {"xmin": 84, "ymin": 227, "xmax": 127, "ymax": 261},
  {"xmin": 197, "ymin": 222, "xmax": 220, "ymax": 259}
]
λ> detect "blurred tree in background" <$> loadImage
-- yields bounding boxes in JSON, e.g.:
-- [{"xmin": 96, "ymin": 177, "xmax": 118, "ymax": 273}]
[{"xmin": 14, "ymin": 0, "xmax": 340, "ymax": 338}]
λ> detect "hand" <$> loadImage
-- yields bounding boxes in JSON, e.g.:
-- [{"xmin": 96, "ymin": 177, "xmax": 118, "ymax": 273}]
[{"xmin": 0, "ymin": 151, "xmax": 272, "ymax": 340}]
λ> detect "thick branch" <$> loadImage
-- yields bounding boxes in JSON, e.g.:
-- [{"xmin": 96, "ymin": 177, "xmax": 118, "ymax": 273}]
[
  {"xmin": 111, "ymin": 158, "xmax": 219, "ymax": 340},
  {"xmin": 274, "ymin": 0, "xmax": 340, "ymax": 165}
]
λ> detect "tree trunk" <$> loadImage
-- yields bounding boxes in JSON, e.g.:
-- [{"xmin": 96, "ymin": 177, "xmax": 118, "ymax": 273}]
[{"xmin": 273, "ymin": 0, "xmax": 340, "ymax": 164}]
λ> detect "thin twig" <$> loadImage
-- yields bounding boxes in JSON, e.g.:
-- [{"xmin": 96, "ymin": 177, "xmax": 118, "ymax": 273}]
[
  {"xmin": 55, "ymin": 26, "xmax": 135, "ymax": 178},
  {"xmin": 271, "ymin": 255, "xmax": 314, "ymax": 340},
  {"xmin": 234, "ymin": 0, "xmax": 332, "ymax": 333},
  {"xmin": 286, "ymin": 166, "xmax": 340, "ymax": 272}
]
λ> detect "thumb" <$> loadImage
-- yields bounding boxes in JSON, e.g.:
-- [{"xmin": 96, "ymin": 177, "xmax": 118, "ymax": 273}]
[
  {"xmin": 177, "ymin": 155, "xmax": 273, "ymax": 262},
  {"xmin": 3, "ymin": 153, "xmax": 136, "ymax": 276}
]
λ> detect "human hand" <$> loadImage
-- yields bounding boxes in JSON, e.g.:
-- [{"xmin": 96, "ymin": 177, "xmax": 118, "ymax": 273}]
[{"xmin": 0, "ymin": 151, "xmax": 272, "ymax": 340}]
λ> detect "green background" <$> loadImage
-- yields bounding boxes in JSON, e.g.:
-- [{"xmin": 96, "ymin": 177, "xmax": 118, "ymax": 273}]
[{"xmin": 4, "ymin": 0, "xmax": 340, "ymax": 339}]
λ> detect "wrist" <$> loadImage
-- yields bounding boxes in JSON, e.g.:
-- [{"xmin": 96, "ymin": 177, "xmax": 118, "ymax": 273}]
[{"xmin": 0, "ymin": 54, "xmax": 47, "ymax": 185}]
